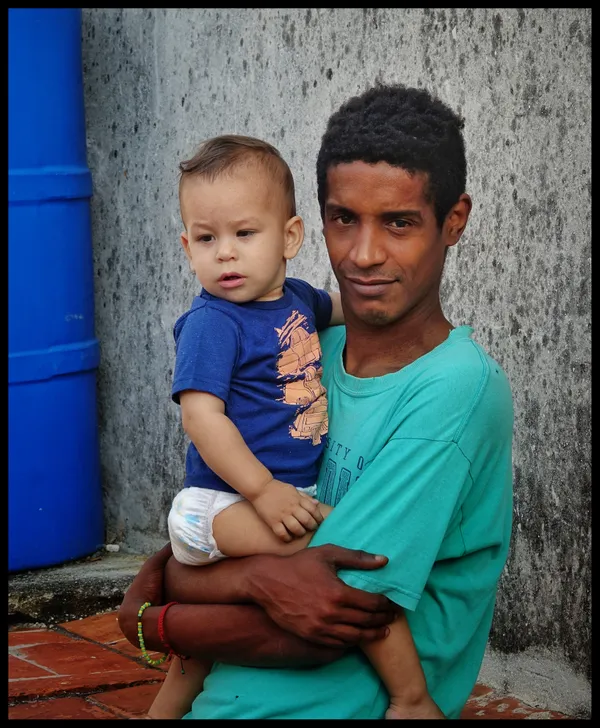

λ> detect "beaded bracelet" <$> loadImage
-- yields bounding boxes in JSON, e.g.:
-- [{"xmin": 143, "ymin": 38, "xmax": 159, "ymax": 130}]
[{"xmin": 137, "ymin": 601, "xmax": 169, "ymax": 667}]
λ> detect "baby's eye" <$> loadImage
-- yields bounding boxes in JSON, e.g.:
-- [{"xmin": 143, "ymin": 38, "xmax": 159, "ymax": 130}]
[
  {"xmin": 237, "ymin": 230, "xmax": 255, "ymax": 238},
  {"xmin": 197, "ymin": 234, "xmax": 213, "ymax": 243}
]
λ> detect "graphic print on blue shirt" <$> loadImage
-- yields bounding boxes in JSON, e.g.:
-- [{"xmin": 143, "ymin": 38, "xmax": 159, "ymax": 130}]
[
  {"xmin": 274, "ymin": 308, "xmax": 328, "ymax": 445},
  {"xmin": 171, "ymin": 278, "xmax": 332, "ymax": 494}
]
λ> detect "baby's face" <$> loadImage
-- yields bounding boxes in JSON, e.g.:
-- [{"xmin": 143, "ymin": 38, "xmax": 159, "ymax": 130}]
[{"xmin": 180, "ymin": 165, "xmax": 294, "ymax": 303}]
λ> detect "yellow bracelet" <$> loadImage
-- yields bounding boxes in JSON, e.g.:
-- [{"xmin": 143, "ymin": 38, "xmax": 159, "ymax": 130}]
[{"xmin": 137, "ymin": 601, "xmax": 169, "ymax": 666}]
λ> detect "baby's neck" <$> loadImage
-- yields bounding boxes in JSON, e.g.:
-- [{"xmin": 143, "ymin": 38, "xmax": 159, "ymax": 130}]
[{"xmin": 255, "ymin": 283, "xmax": 285, "ymax": 302}]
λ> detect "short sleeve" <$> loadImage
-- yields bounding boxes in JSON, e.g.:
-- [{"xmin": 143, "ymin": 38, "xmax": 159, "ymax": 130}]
[
  {"xmin": 171, "ymin": 306, "xmax": 240, "ymax": 404},
  {"xmin": 285, "ymin": 277, "xmax": 333, "ymax": 331},
  {"xmin": 309, "ymin": 437, "xmax": 472, "ymax": 610}
]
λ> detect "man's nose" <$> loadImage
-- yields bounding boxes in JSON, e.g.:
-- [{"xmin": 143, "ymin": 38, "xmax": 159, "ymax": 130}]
[
  {"xmin": 216, "ymin": 238, "xmax": 237, "ymax": 261},
  {"xmin": 348, "ymin": 226, "xmax": 386, "ymax": 268}
]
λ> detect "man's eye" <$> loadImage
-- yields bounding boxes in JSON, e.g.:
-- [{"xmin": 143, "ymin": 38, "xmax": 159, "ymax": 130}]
[
  {"xmin": 333, "ymin": 213, "xmax": 353, "ymax": 225},
  {"xmin": 389, "ymin": 219, "xmax": 409, "ymax": 229}
]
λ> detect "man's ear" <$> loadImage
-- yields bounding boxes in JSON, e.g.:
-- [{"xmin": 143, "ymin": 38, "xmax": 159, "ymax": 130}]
[
  {"xmin": 444, "ymin": 193, "xmax": 472, "ymax": 248},
  {"xmin": 283, "ymin": 215, "xmax": 305, "ymax": 260},
  {"xmin": 180, "ymin": 231, "xmax": 194, "ymax": 270}
]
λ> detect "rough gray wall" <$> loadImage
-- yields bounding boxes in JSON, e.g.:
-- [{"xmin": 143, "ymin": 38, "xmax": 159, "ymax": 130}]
[{"xmin": 80, "ymin": 8, "xmax": 591, "ymax": 715}]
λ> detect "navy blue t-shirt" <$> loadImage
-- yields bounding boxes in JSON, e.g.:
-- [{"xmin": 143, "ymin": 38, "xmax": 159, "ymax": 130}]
[{"xmin": 172, "ymin": 277, "xmax": 333, "ymax": 493}]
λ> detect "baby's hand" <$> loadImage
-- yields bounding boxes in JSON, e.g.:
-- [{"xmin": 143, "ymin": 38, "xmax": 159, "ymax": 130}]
[{"xmin": 251, "ymin": 479, "xmax": 323, "ymax": 542}]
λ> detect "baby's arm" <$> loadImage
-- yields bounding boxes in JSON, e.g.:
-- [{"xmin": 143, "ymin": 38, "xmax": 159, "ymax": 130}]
[
  {"xmin": 329, "ymin": 291, "xmax": 344, "ymax": 326},
  {"xmin": 362, "ymin": 612, "xmax": 446, "ymax": 719},
  {"xmin": 179, "ymin": 390, "xmax": 323, "ymax": 542}
]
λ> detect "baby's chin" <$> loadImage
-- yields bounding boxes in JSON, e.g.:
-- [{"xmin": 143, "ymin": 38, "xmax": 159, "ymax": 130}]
[{"xmin": 200, "ymin": 283, "xmax": 259, "ymax": 304}]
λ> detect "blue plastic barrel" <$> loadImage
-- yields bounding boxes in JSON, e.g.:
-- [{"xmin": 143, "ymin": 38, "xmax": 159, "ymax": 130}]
[{"xmin": 8, "ymin": 8, "xmax": 104, "ymax": 571}]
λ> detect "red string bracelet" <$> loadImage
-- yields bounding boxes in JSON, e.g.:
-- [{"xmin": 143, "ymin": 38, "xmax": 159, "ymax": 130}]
[{"xmin": 157, "ymin": 601, "xmax": 190, "ymax": 674}]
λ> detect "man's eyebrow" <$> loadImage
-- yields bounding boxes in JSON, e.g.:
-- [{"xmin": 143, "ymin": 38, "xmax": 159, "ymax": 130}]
[
  {"xmin": 381, "ymin": 209, "xmax": 423, "ymax": 221},
  {"xmin": 325, "ymin": 203, "xmax": 423, "ymax": 221},
  {"xmin": 324, "ymin": 203, "xmax": 355, "ymax": 215}
]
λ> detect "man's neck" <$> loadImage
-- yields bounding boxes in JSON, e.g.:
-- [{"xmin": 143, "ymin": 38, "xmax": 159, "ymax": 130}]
[{"xmin": 343, "ymin": 313, "xmax": 453, "ymax": 379}]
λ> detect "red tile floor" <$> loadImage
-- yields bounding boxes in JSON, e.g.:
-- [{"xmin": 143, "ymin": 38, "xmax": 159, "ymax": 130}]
[{"xmin": 8, "ymin": 611, "xmax": 575, "ymax": 720}]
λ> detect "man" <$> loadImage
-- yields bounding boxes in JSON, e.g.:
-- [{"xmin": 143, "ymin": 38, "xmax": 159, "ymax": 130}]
[{"xmin": 119, "ymin": 82, "xmax": 514, "ymax": 719}]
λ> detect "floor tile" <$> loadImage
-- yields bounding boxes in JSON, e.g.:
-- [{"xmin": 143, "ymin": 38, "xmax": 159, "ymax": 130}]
[
  {"xmin": 461, "ymin": 696, "xmax": 571, "ymax": 720},
  {"xmin": 9, "ymin": 635, "xmax": 164, "ymax": 701},
  {"xmin": 9, "ymin": 631, "xmax": 77, "ymax": 648},
  {"xmin": 109, "ymin": 637, "xmax": 146, "ymax": 658},
  {"xmin": 8, "ymin": 696, "xmax": 119, "ymax": 720},
  {"xmin": 59, "ymin": 610, "xmax": 169, "ymax": 668},
  {"xmin": 8, "ymin": 654, "xmax": 55, "ymax": 679},
  {"xmin": 60, "ymin": 611, "xmax": 124, "ymax": 645},
  {"xmin": 9, "ymin": 667, "xmax": 165, "ymax": 701},
  {"xmin": 6, "ymin": 614, "xmax": 578, "ymax": 720},
  {"xmin": 91, "ymin": 683, "xmax": 164, "ymax": 718},
  {"xmin": 468, "ymin": 683, "xmax": 496, "ymax": 699},
  {"xmin": 12, "ymin": 637, "xmax": 145, "ymax": 676}
]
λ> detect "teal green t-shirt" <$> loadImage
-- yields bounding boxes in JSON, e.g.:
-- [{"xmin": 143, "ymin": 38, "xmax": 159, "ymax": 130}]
[{"xmin": 184, "ymin": 325, "xmax": 514, "ymax": 719}]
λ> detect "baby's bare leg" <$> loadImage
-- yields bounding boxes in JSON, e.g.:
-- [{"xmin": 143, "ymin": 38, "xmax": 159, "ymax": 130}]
[
  {"xmin": 213, "ymin": 500, "xmax": 332, "ymax": 558},
  {"xmin": 361, "ymin": 615, "xmax": 446, "ymax": 720},
  {"xmin": 147, "ymin": 499, "xmax": 332, "ymax": 717},
  {"xmin": 146, "ymin": 656, "xmax": 211, "ymax": 719}
]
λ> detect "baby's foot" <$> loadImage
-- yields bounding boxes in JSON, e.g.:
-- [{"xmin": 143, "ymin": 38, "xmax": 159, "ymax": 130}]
[
  {"xmin": 385, "ymin": 699, "xmax": 446, "ymax": 720},
  {"xmin": 385, "ymin": 706, "xmax": 403, "ymax": 719}
]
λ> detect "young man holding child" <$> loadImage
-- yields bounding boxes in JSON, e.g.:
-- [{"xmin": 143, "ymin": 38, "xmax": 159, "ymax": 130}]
[{"xmin": 120, "ymin": 82, "xmax": 514, "ymax": 720}]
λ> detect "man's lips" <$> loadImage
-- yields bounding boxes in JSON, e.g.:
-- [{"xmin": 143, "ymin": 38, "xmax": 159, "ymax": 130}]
[
  {"xmin": 218, "ymin": 272, "xmax": 246, "ymax": 289},
  {"xmin": 345, "ymin": 276, "xmax": 397, "ymax": 297}
]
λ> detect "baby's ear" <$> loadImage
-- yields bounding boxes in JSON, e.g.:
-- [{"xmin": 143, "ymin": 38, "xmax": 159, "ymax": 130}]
[
  {"xmin": 180, "ymin": 231, "xmax": 190, "ymax": 253},
  {"xmin": 180, "ymin": 232, "xmax": 195, "ymax": 271},
  {"xmin": 283, "ymin": 215, "xmax": 305, "ymax": 260}
]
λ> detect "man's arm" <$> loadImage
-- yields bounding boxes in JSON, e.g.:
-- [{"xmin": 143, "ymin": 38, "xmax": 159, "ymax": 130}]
[
  {"xmin": 132, "ymin": 602, "xmax": 343, "ymax": 668},
  {"xmin": 163, "ymin": 545, "xmax": 399, "ymax": 647},
  {"xmin": 118, "ymin": 543, "xmax": 399, "ymax": 667}
]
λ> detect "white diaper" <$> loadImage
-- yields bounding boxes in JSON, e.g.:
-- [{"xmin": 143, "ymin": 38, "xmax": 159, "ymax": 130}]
[{"xmin": 168, "ymin": 484, "xmax": 318, "ymax": 565}]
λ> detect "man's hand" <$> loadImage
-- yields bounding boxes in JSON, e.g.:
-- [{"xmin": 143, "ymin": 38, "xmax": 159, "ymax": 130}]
[
  {"xmin": 250, "ymin": 479, "xmax": 323, "ymax": 542},
  {"xmin": 246, "ymin": 544, "xmax": 400, "ymax": 647},
  {"xmin": 117, "ymin": 542, "xmax": 172, "ymax": 646},
  {"xmin": 118, "ymin": 542, "xmax": 398, "ymax": 667}
]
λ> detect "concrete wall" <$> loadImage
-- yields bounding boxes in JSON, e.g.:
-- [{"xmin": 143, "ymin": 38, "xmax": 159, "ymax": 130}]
[{"xmin": 80, "ymin": 8, "xmax": 591, "ymax": 716}]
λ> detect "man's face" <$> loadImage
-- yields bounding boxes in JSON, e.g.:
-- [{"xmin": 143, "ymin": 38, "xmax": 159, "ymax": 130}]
[{"xmin": 322, "ymin": 161, "xmax": 459, "ymax": 328}]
